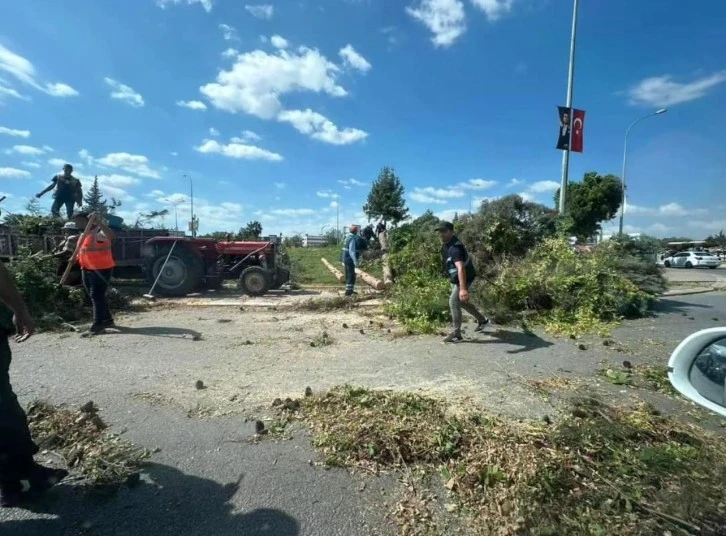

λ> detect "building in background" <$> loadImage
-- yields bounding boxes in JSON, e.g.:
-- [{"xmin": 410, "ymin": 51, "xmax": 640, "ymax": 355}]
[{"xmin": 302, "ymin": 234, "xmax": 329, "ymax": 248}]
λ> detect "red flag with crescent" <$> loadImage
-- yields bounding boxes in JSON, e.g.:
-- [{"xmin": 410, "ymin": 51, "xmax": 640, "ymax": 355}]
[{"xmin": 570, "ymin": 109, "xmax": 585, "ymax": 153}]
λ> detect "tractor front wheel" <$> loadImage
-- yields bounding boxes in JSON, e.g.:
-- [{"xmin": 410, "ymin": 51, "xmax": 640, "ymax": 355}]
[
  {"xmin": 239, "ymin": 266, "xmax": 271, "ymax": 297},
  {"xmin": 146, "ymin": 246, "xmax": 204, "ymax": 297}
]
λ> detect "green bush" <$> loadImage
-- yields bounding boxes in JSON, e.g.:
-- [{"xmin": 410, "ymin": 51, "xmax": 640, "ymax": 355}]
[
  {"xmin": 473, "ymin": 238, "xmax": 655, "ymax": 334},
  {"xmin": 386, "ymin": 270, "xmax": 450, "ymax": 333},
  {"xmin": 1, "ymin": 248, "xmax": 130, "ymax": 331}
]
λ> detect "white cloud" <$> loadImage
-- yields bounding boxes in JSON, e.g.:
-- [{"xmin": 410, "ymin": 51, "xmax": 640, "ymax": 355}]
[
  {"xmin": 469, "ymin": 0, "xmax": 514, "ymax": 21},
  {"xmin": 410, "ymin": 191, "xmax": 449, "ymax": 204},
  {"xmin": 434, "ymin": 208, "xmax": 469, "ymax": 221},
  {"xmin": 209, "ymin": 127, "xmax": 220, "ymax": 137},
  {"xmin": 457, "ymin": 178, "xmax": 496, "ymax": 190},
  {"xmin": 274, "ymin": 182, "xmax": 286, "ymax": 189},
  {"xmin": 337, "ymin": 178, "xmax": 366, "ymax": 189},
  {"xmin": 21, "ymin": 161, "xmax": 40, "ymax": 168},
  {"xmin": 95, "ymin": 152, "xmax": 161, "ymax": 179},
  {"xmin": 270, "ymin": 35, "xmax": 288, "ymax": 49},
  {"xmin": 527, "ymin": 180, "xmax": 560, "ymax": 193},
  {"xmin": 0, "ymin": 167, "xmax": 31, "ymax": 179},
  {"xmin": 0, "ymin": 43, "xmax": 79, "ymax": 98},
  {"xmin": 94, "ymin": 173, "xmax": 142, "ymax": 202},
  {"xmin": 105, "ymin": 77, "xmax": 145, "ymax": 107},
  {"xmin": 316, "ymin": 190, "xmax": 339, "ymax": 199},
  {"xmin": 507, "ymin": 178, "xmax": 523, "ymax": 187},
  {"xmin": 48, "ymin": 157, "xmax": 82, "ymax": 169},
  {"xmin": 625, "ymin": 202, "xmax": 707, "ymax": 217},
  {"xmin": 339, "ymin": 44, "xmax": 372, "ymax": 73},
  {"xmin": 627, "ymin": 71, "xmax": 726, "ymax": 107},
  {"xmin": 177, "ymin": 99, "xmax": 207, "ymax": 110},
  {"xmin": 199, "ymin": 45, "xmax": 348, "ymax": 119},
  {"xmin": 219, "ymin": 23, "xmax": 238, "ymax": 41},
  {"xmin": 406, "ymin": 0, "xmax": 467, "ymax": 48},
  {"xmin": 45, "ymin": 83, "xmax": 78, "ymax": 97},
  {"xmin": 245, "ymin": 4, "xmax": 274, "ymax": 19},
  {"xmin": 137, "ymin": 190, "xmax": 247, "ymax": 233},
  {"xmin": 0, "ymin": 126, "xmax": 30, "ymax": 137},
  {"xmin": 239, "ymin": 129, "xmax": 261, "ymax": 142},
  {"xmin": 268, "ymin": 208, "xmax": 316, "ymax": 217},
  {"xmin": 195, "ymin": 138, "xmax": 283, "ymax": 161},
  {"xmin": 278, "ymin": 108, "xmax": 368, "ymax": 145},
  {"xmin": 0, "ymin": 85, "xmax": 27, "ymax": 101},
  {"xmin": 518, "ymin": 192, "xmax": 535, "ymax": 202},
  {"xmin": 157, "ymin": 0, "xmax": 213, "ymax": 12},
  {"xmin": 5, "ymin": 144, "xmax": 49, "ymax": 156},
  {"xmin": 658, "ymin": 202, "xmax": 689, "ymax": 217},
  {"xmin": 222, "ymin": 48, "xmax": 239, "ymax": 59}
]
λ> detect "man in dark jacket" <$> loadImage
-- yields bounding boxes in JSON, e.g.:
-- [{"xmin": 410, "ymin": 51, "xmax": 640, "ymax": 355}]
[
  {"xmin": 341, "ymin": 225, "xmax": 360, "ymax": 296},
  {"xmin": 0, "ymin": 261, "xmax": 67, "ymax": 507},
  {"xmin": 437, "ymin": 221, "xmax": 489, "ymax": 343},
  {"xmin": 36, "ymin": 164, "xmax": 83, "ymax": 219}
]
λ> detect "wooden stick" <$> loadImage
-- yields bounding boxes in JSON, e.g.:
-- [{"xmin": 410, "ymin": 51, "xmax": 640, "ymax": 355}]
[
  {"xmin": 59, "ymin": 216, "xmax": 95, "ymax": 285},
  {"xmin": 378, "ymin": 232, "xmax": 394, "ymax": 288},
  {"xmin": 355, "ymin": 267, "xmax": 385, "ymax": 291},
  {"xmin": 321, "ymin": 258, "xmax": 345, "ymax": 283}
]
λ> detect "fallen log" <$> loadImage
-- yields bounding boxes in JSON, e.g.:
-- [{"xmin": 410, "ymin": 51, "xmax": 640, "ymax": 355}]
[
  {"xmin": 355, "ymin": 267, "xmax": 385, "ymax": 291},
  {"xmin": 378, "ymin": 232, "xmax": 394, "ymax": 288},
  {"xmin": 321, "ymin": 258, "xmax": 345, "ymax": 283}
]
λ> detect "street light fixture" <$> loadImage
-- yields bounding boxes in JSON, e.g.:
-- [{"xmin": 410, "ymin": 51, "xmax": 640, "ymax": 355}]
[{"xmin": 618, "ymin": 108, "xmax": 667, "ymax": 237}]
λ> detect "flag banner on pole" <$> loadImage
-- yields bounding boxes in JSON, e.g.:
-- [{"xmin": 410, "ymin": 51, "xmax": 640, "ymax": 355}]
[
  {"xmin": 570, "ymin": 108, "xmax": 585, "ymax": 153},
  {"xmin": 556, "ymin": 106, "xmax": 571, "ymax": 150}
]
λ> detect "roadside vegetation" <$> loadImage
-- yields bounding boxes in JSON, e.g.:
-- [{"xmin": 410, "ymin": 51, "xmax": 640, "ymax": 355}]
[{"xmin": 277, "ymin": 385, "xmax": 726, "ymax": 536}]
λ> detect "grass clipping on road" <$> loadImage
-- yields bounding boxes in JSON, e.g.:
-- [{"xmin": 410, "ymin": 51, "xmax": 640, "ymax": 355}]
[
  {"xmin": 27, "ymin": 401, "xmax": 152, "ymax": 487},
  {"xmin": 291, "ymin": 386, "xmax": 726, "ymax": 536}
]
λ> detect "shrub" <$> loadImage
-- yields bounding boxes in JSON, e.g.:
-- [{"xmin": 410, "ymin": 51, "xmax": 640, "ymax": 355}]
[{"xmin": 386, "ymin": 270, "xmax": 450, "ymax": 333}]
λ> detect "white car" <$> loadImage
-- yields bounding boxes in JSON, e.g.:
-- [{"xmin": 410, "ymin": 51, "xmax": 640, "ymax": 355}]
[{"xmin": 662, "ymin": 251, "xmax": 721, "ymax": 269}]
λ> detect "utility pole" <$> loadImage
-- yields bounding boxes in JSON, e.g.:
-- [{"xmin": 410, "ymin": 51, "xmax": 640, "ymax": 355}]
[
  {"xmin": 558, "ymin": 0, "xmax": 580, "ymax": 215},
  {"xmin": 185, "ymin": 174, "xmax": 195, "ymax": 237},
  {"xmin": 335, "ymin": 195, "xmax": 340, "ymax": 245}
]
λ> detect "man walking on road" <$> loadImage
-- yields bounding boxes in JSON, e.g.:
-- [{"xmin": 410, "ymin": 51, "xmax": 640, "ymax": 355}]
[
  {"xmin": 0, "ymin": 261, "xmax": 67, "ymax": 507},
  {"xmin": 73, "ymin": 211, "xmax": 116, "ymax": 335},
  {"xmin": 36, "ymin": 164, "xmax": 83, "ymax": 219},
  {"xmin": 437, "ymin": 221, "xmax": 489, "ymax": 343},
  {"xmin": 342, "ymin": 225, "xmax": 361, "ymax": 296}
]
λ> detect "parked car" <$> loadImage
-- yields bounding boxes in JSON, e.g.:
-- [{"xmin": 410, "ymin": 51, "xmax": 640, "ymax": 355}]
[{"xmin": 662, "ymin": 251, "xmax": 721, "ymax": 269}]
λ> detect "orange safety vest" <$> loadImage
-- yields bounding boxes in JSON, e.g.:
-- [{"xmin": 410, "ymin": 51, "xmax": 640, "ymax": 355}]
[{"xmin": 77, "ymin": 232, "xmax": 115, "ymax": 270}]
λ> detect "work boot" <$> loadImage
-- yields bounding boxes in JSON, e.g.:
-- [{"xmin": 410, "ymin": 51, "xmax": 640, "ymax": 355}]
[
  {"xmin": 25, "ymin": 464, "xmax": 68, "ymax": 495},
  {"xmin": 344, "ymin": 290, "xmax": 358, "ymax": 297},
  {"xmin": 443, "ymin": 330, "xmax": 463, "ymax": 343},
  {"xmin": 474, "ymin": 318, "xmax": 490, "ymax": 333}
]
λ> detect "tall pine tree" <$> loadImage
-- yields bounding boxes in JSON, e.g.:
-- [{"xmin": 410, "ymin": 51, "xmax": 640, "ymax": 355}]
[
  {"xmin": 363, "ymin": 167, "xmax": 409, "ymax": 225},
  {"xmin": 83, "ymin": 176, "xmax": 108, "ymax": 215}
]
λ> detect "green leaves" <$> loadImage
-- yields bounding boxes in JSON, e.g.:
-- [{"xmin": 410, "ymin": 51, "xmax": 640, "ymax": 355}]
[{"xmin": 363, "ymin": 167, "xmax": 409, "ymax": 225}]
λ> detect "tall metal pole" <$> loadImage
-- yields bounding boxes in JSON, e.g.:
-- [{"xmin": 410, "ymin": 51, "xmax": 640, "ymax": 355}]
[
  {"xmin": 558, "ymin": 0, "xmax": 580, "ymax": 215},
  {"xmin": 185, "ymin": 174, "xmax": 195, "ymax": 237},
  {"xmin": 618, "ymin": 108, "xmax": 668, "ymax": 237},
  {"xmin": 336, "ymin": 198, "xmax": 340, "ymax": 245}
]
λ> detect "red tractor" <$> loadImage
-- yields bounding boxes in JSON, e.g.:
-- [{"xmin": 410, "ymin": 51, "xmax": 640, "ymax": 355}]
[{"xmin": 142, "ymin": 236, "xmax": 290, "ymax": 297}]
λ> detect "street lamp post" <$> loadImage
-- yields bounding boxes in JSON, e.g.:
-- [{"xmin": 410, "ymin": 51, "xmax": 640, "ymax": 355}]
[
  {"xmin": 558, "ymin": 0, "xmax": 580, "ymax": 215},
  {"xmin": 184, "ymin": 174, "xmax": 195, "ymax": 237},
  {"xmin": 618, "ymin": 108, "xmax": 667, "ymax": 237}
]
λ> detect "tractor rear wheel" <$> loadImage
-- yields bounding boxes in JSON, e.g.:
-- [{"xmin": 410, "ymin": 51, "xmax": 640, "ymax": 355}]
[
  {"xmin": 239, "ymin": 266, "xmax": 271, "ymax": 297},
  {"xmin": 146, "ymin": 246, "xmax": 203, "ymax": 297}
]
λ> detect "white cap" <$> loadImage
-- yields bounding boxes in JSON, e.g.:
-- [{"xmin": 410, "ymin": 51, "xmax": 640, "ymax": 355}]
[{"xmin": 63, "ymin": 222, "xmax": 78, "ymax": 230}]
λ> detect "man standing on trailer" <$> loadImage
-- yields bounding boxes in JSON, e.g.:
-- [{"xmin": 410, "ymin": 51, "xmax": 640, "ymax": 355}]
[
  {"xmin": 341, "ymin": 224, "xmax": 361, "ymax": 296},
  {"xmin": 73, "ymin": 211, "xmax": 116, "ymax": 335},
  {"xmin": 36, "ymin": 164, "xmax": 83, "ymax": 219}
]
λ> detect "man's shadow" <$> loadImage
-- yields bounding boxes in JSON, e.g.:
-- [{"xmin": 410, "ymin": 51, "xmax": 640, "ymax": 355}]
[
  {"xmin": 460, "ymin": 328, "xmax": 554, "ymax": 354},
  {"xmin": 1, "ymin": 463, "xmax": 300, "ymax": 536},
  {"xmin": 101, "ymin": 326, "xmax": 203, "ymax": 339}
]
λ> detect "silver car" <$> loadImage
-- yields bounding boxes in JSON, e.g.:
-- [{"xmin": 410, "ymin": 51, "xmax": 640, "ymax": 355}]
[{"xmin": 663, "ymin": 250, "xmax": 722, "ymax": 269}]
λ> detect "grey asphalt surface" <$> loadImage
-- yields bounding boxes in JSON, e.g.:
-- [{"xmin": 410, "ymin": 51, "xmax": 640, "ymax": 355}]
[{"xmin": 1, "ymin": 291, "xmax": 725, "ymax": 535}]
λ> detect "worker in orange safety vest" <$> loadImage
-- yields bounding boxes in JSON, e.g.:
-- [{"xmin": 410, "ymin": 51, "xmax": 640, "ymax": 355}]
[{"xmin": 72, "ymin": 211, "xmax": 116, "ymax": 335}]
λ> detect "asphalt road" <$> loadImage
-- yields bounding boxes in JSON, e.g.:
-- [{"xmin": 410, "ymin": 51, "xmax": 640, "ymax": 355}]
[
  {"xmin": 2, "ymin": 292, "xmax": 725, "ymax": 535},
  {"xmin": 663, "ymin": 265, "xmax": 726, "ymax": 284}
]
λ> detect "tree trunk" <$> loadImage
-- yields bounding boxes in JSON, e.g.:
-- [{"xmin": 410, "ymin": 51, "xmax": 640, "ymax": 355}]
[
  {"xmin": 321, "ymin": 258, "xmax": 345, "ymax": 283},
  {"xmin": 378, "ymin": 232, "xmax": 394, "ymax": 288},
  {"xmin": 355, "ymin": 267, "xmax": 385, "ymax": 291}
]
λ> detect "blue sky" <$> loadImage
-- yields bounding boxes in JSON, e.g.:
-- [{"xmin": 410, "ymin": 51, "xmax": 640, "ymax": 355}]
[{"xmin": 1, "ymin": 0, "xmax": 725, "ymax": 238}]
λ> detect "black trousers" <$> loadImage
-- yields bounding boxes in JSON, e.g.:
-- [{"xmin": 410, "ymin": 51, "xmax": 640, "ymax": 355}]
[
  {"xmin": 82, "ymin": 269, "xmax": 114, "ymax": 327},
  {"xmin": 0, "ymin": 335, "xmax": 38, "ymax": 483},
  {"xmin": 51, "ymin": 196, "xmax": 75, "ymax": 219},
  {"xmin": 344, "ymin": 259, "xmax": 356, "ymax": 294}
]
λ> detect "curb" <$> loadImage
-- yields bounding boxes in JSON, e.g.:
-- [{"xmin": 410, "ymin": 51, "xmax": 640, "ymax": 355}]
[{"xmin": 662, "ymin": 285, "xmax": 726, "ymax": 297}]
